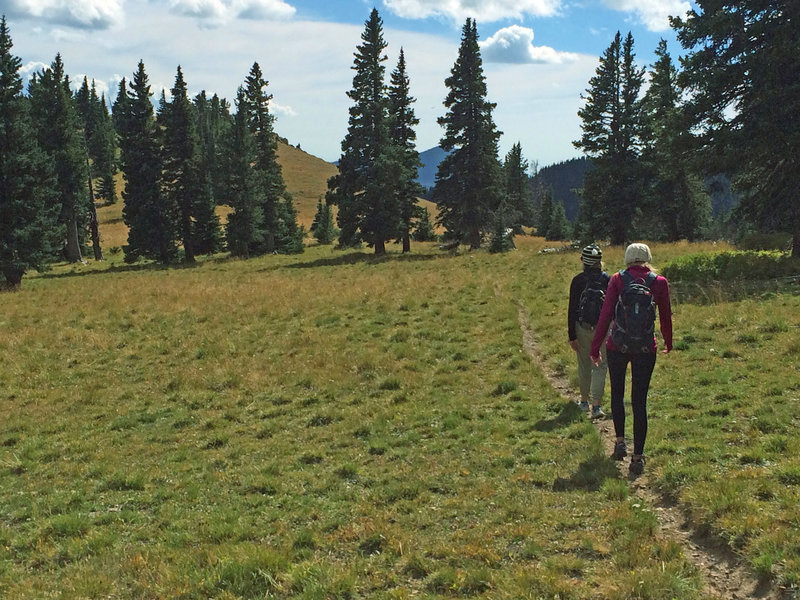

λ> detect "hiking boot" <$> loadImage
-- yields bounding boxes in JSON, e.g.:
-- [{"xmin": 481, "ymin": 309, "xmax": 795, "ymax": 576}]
[
  {"xmin": 612, "ymin": 440, "xmax": 627, "ymax": 460},
  {"xmin": 578, "ymin": 401, "xmax": 590, "ymax": 412},
  {"xmin": 629, "ymin": 456, "xmax": 645, "ymax": 476},
  {"xmin": 590, "ymin": 405, "xmax": 605, "ymax": 419}
]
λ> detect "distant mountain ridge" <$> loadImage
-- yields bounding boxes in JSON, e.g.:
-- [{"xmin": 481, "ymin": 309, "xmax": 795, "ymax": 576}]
[{"xmin": 416, "ymin": 146, "xmax": 449, "ymax": 191}]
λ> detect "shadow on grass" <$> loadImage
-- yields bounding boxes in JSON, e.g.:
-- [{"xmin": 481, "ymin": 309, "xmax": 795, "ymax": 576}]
[
  {"xmin": 531, "ymin": 401, "xmax": 583, "ymax": 433},
  {"xmin": 285, "ymin": 250, "xmax": 457, "ymax": 270},
  {"xmin": 552, "ymin": 454, "xmax": 622, "ymax": 492},
  {"xmin": 36, "ymin": 259, "xmax": 202, "ymax": 280}
]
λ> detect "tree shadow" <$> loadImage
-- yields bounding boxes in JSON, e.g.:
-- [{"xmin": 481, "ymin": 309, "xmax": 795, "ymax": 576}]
[
  {"xmin": 552, "ymin": 454, "xmax": 622, "ymax": 492},
  {"xmin": 285, "ymin": 250, "xmax": 457, "ymax": 270},
  {"xmin": 531, "ymin": 401, "xmax": 583, "ymax": 432},
  {"xmin": 36, "ymin": 260, "xmax": 202, "ymax": 280}
]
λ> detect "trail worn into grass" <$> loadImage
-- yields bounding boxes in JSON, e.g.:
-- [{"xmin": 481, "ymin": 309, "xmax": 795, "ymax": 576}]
[{"xmin": 516, "ymin": 303, "xmax": 788, "ymax": 600}]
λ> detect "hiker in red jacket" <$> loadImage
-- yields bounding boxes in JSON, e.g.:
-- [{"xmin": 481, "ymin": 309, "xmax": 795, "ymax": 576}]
[{"xmin": 590, "ymin": 243, "xmax": 673, "ymax": 476}]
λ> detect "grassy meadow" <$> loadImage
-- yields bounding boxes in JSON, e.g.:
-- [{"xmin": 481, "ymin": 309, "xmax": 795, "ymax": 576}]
[
  {"xmin": 3, "ymin": 146, "xmax": 800, "ymax": 598},
  {"xmin": 2, "ymin": 234, "xmax": 799, "ymax": 599}
]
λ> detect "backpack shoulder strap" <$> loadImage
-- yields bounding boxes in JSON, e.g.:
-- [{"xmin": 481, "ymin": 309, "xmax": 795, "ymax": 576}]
[{"xmin": 643, "ymin": 271, "xmax": 657, "ymax": 288}]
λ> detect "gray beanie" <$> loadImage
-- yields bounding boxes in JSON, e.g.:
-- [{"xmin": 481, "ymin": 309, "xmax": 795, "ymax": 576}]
[{"xmin": 625, "ymin": 243, "xmax": 652, "ymax": 265}]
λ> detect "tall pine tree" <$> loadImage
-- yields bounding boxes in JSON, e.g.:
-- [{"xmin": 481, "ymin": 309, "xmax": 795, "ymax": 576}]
[
  {"xmin": 640, "ymin": 39, "xmax": 710, "ymax": 241},
  {"xmin": 161, "ymin": 66, "xmax": 220, "ymax": 262},
  {"xmin": 574, "ymin": 32, "xmax": 645, "ymax": 245},
  {"xmin": 434, "ymin": 19, "xmax": 503, "ymax": 249},
  {"xmin": 225, "ymin": 87, "xmax": 265, "ymax": 258},
  {"xmin": 0, "ymin": 16, "xmax": 59, "ymax": 286},
  {"xmin": 673, "ymin": 1, "xmax": 800, "ymax": 256},
  {"xmin": 115, "ymin": 61, "xmax": 177, "ymax": 263},
  {"xmin": 503, "ymin": 142, "xmax": 534, "ymax": 230},
  {"xmin": 27, "ymin": 54, "xmax": 91, "ymax": 262},
  {"xmin": 243, "ymin": 62, "xmax": 302, "ymax": 254},
  {"xmin": 327, "ymin": 8, "xmax": 402, "ymax": 255},
  {"xmin": 388, "ymin": 48, "xmax": 423, "ymax": 253}
]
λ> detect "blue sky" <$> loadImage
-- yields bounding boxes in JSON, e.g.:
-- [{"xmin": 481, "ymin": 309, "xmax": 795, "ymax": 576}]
[{"xmin": 4, "ymin": 0, "xmax": 694, "ymax": 167}]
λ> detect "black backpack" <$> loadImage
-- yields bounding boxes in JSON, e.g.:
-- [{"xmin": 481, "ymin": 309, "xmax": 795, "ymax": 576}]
[
  {"xmin": 578, "ymin": 271, "xmax": 607, "ymax": 327},
  {"xmin": 611, "ymin": 270, "xmax": 657, "ymax": 353}
]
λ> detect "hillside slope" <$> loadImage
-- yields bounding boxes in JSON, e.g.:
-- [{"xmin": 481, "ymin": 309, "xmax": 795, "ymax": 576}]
[{"xmin": 98, "ymin": 140, "xmax": 439, "ymax": 248}]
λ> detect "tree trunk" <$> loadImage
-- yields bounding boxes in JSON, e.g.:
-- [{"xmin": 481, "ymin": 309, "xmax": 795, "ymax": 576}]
[
  {"xmin": 792, "ymin": 215, "xmax": 799, "ymax": 259},
  {"xmin": 374, "ymin": 238, "xmax": 386, "ymax": 255},
  {"xmin": 182, "ymin": 216, "xmax": 195, "ymax": 263},
  {"xmin": 64, "ymin": 216, "xmax": 83, "ymax": 263},
  {"xmin": 469, "ymin": 227, "xmax": 481, "ymax": 250},
  {"xmin": 402, "ymin": 231, "xmax": 410, "ymax": 253},
  {"xmin": 2, "ymin": 268, "xmax": 23, "ymax": 289},
  {"xmin": 87, "ymin": 173, "xmax": 104, "ymax": 261}
]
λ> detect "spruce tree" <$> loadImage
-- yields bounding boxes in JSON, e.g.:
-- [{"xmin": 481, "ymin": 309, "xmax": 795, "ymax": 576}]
[
  {"xmin": 640, "ymin": 40, "xmax": 709, "ymax": 241},
  {"xmin": 91, "ymin": 89, "xmax": 117, "ymax": 205},
  {"xmin": 388, "ymin": 48, "xmax": 423, "ymax": 253},
  {"xmin": 672, "ymin": 1, "xmax": 800, "ymax": 256},
  {"xmin": 434, "ymin": 19, "xmax": 503, "ymax": 249},
  {"xmin": 243, "ymin": 62, "xmax": 301, "ymax": 254},
  {"xmin": 503, "ymin": 142, "xmax": 533, "ymax": 230},
  {"xmin": 412, "ymin": 206, "xmax": 436, "ymax": 242},
  {"xmin": 0, "ymin": 16, "xmax": 60, "ymax": 286},
  {"xmin": 161, "ymin": 66, "xmax": 220, "ymax": 262},
  {"xmin": 574, "ymin": 32, "xmax": 645, "ymax": 245},
  {"xmin": 116, "ymin": 61, "xmax": 177, "ymax": 263},
  {"xmin": 310, "ymin": 199, "xmax": 337, "ymax": 245},
  {"xmin": 537, "ymin": 188, "xmax": 553, "ymax": 239},
  {"xmin": 225, "ymin": 87, "xmax": 265, "ymax": 258},
  {"xmin": 326, "ymin": 8, "xmax": 401, "ymax": 254},
  {"xmin": 27, "ymin": 54, "xmax": 91, "ymax": 262}
]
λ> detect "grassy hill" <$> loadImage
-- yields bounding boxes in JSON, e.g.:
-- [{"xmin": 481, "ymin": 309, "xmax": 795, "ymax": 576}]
[{"xmin": 96, "ymin": 140, "xmax": 440, "ymax": 250}]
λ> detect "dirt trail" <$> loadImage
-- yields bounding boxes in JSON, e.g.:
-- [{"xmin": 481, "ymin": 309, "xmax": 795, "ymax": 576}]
[{"xmin": 516, "ymin": 304, "xmax": 788, "ymax": 600}]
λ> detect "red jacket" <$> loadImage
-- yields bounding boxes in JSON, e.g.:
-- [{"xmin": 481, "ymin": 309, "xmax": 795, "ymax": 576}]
[{"xmin": 590, "ymin": 264, "xmax": 673, "ymax": 358}]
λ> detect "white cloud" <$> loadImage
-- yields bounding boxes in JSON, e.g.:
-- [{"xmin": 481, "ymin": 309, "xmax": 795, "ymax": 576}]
[
  {"xmin": 4, "ymin": 0, "xmax": 124, "ymax": 29},
  {"xmin": 602, "ymin": 0, "xmax": 691, "ymax": 32},
  {"xmin": 168, "ymin": 0, "xmax": 295, "ymax": 26},
  {"xmin": 382, "ymin": 0, "xmax": 562, "ymax": 22},
  {"xmin": 481, "ymin": 25, "xmax": 578, "ymax": 64},
  {"xmin": 270, "ymin": 101, "xmax": 297, "ymax": 117},
  {"xmin": 20, "ymin": 60, "xmax": 48, "ymax": 81}
]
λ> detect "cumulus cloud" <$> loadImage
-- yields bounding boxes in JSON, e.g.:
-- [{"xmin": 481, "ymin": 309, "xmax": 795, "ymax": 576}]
[
  {"xmin": 603, "ymin": 0, "xmax": 691, "ymax": 32},
  {"xmin": 3, "ymin": 0, "xmax": 124, "ymax": 29},
  {"xmin": 270, "ymin": 101, "xmax": 297, "ymax": 117},
  {"xmin": 168, "ymin": 0, "xmax": 295, "ymax": 26},
  {"xmin": 480, "ymin": 25, "xmax": 578, "ymax": 64},
  {"xmin": 382, "ymin": 0, "xmax": 561, "ymax": 22},
  {"xmin": 20, "ymin": 60, "xmax": 48, "ymax": 81}
]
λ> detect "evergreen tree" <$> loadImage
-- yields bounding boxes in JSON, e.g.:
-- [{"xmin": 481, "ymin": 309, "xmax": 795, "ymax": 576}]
[
  {"xmin": 161, "ymin": 66, "xmax": 220, "ymax": 262},
  {"xmin": 91, "ymin": 89, "xmax": 117, "ymax": 205},
  {"xmin": 27, "ymin": 54, "xmax": 91, "ymax": 263},
  {"xmin": 116, "ymin": 61, "xmax": 177, "ymax": 263},
  {"xmin": 225, "ymin": 87, "xmax": 265, "ymax": 258},
  {"xmin": 412, "ymin": 206, "xmax": 436, "ymax": 242},
  {"xmin": 0, "ymin": 16, "xmax": 60, "ymax": 286},
  {"xmin": 537, "ymin": 187, "xmax": 553, "ymax": 239},
  {"xmin": 503, "ymin": 142, "xmax": 533, "ymax": 230},
  {"xmin": 547, "ymin": 201, "xmax": 571, "ymax": 241},
  {"xmin": 488, "ymin": 196, "xmax": 516, "ymax": 252},
  {"xmin": 310, "ymin": 199, "xmax": 337, "ymax": 245},
  {"xmin": 574, "ymin": 32, "xmax": 645, "ymax": 245},
  {"xmin": 388, "ymin": 48, "xmax": 423, "ymax": 253},
  {"xmin": 243, "ymin": 62, "xmax": 302, "ymax": 254},
  {"xmin": 326, "ymin": 8, "xmax": 405, "ymax": 254},
  {"xmin": 195, "ymin": 91, "xmax": 232, "ymax": 209},
  {"xmin": 434, "ymin": 19, "xmax": 503, "ymax": 249},
  {"xmin": 640, "ymin": 39, "xmax": 710, "ymax": 241},
  {"xmin": 672, "ymin": 1, "xmax": 800, "ymax": 256}
]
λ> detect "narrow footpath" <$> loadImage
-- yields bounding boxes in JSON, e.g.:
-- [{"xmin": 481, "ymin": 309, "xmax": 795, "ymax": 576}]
[{"xmin": 516, "ymin": 303, "xmax": 788, "ymax": 600}]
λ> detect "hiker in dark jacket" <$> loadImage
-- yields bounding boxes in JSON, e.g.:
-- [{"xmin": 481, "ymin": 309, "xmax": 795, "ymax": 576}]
[
  {"xmin": 568, "ymin": 244, "xmax": 610, "ymax": 420},
  {"xmin": 591, "ymin": 243, "xmax": 673, "ymax": 476}
]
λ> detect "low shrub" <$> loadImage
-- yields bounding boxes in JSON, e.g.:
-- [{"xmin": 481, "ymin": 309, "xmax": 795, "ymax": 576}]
[{"xmin": 662, "ymin": 250, "xmax": 800, "ymax": 283}]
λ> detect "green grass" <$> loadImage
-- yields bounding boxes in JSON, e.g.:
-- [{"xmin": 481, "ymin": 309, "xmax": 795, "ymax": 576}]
[{"xmin": 1, "ymin": 238, "xmax": 797, "ymax": 597}]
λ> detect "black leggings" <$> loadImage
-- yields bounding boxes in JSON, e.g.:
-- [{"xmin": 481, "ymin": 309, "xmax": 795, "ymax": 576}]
[{"xmin": 607, "ymin": 349, "xmax": 657, "ymax": 456}]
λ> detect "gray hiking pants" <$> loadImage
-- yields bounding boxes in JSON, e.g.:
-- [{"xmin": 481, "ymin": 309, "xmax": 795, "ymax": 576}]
[{"xmin": 574, "ymin": 321, "xmax": 608, "ymax": 404}]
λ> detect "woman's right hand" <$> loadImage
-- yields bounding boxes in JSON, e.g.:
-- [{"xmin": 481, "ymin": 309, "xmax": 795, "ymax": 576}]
[{"xmin": 569, "ymin": 339, "xmax": 580, "ymax": 352}]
